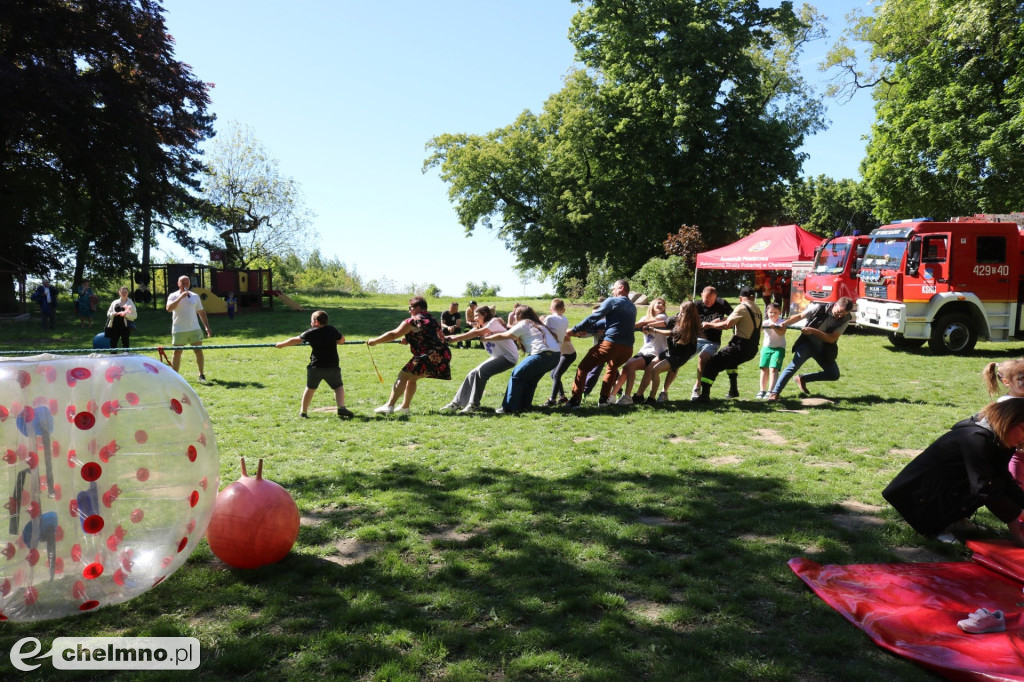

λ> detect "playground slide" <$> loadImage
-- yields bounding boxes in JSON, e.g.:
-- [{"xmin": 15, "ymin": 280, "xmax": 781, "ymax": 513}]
[
  {"xmin": 270, "ymin": 291, "xmax": 305, "ymax": 311},
  {"xmin": 191, "ymin": 287, "xmax": 227, "ymax": 314}
]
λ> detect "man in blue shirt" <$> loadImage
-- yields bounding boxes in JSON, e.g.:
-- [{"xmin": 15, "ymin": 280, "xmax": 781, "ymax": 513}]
[{"xmin": 564, "ymin": 279, "xmax": 637, "ymax": 408}]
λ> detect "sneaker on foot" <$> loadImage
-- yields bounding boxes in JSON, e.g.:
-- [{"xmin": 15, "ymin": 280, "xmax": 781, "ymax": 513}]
[
  {"xmin": 393, "ymin": 407, "xmax": 410, "ymax": 417},
  {"xmin": 300, "ymin": 412, "xmax": 309, "ymax": 418},
  {"xmin": 616, "ymin": 394, "xmax": 633, "ymax": 406},
  {"xmin": 558, "ymin": 396, "xmax": 569, "ymax": 405},
  {"xmin": 958, "ymin": 608, "xmax": 1006, "ymax": 634},
  {"xmin": 374, "ymin": 404, "xmax": 394, "ymax": 414},
  {"xmin": 198, "ymin": 374, "xmax": 208, "ymax": 385},
  {"xmin": 766, "ymin": 393, "xmax": 779, "ymax": 402},
  {"xmin": 597, "ymin": 398, "xmax": 611, "ymax": 408},
  {"xmin": 725, "ymin": 389, "xmax": 739, "ymax": 399},
  {"xmin": 795, "ymin": 375, "xmax": 810, "ymax": 395},
  {"xmin": 755, "ymin": 391, "xmax": 766, "ymax": 399},
  {"xmin": 439, "ymin": 402, "xmax": 460, "ymax": 413},
  {"xmin": 690, "ymin": 387, "xmax": 701, "ymax": 400},
  {"xmin": 541, "ymin": 398, "xmax": 558, "ymax": 407},
  {"xmin": 657, "ymin": 392, "xmax": 668, "ymax": 403},
  {"xmin": 460, "ymin": 404, "xmax": 479, "ymax": 414},
  {"xmin": 646, "ymin": 396, "xmax": 659, "ymax": 406},
  {"xmin": 337, "ymin": 407, "xmax": 355, "ymax": 419}
]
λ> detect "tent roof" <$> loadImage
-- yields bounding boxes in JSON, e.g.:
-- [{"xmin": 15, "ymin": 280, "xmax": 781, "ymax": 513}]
[{"xmin": 695, "ymin": 224, "xmax": 824, "ymax": 270}]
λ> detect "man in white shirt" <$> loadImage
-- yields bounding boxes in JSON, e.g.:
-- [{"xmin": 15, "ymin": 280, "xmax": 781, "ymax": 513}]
[{"xmin": 165, "ymin": 275, "xmax": 212, "ymax": 384}]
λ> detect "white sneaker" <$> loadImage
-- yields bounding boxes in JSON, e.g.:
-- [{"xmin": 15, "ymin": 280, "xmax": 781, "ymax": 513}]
[
  {"xmin": 755, "ymin": 391, "xmax": 766, "ymax": 399},
  {"xmin": 439, "ymin": 402, "xmax": 460, "ymax": 413},
  {"xmin": 393, "ymin": 407, "xmax": 411, "ymax": 417},
  {"xmin": 373, "ymin": 405, "xmax": 394, "ymax": 414},
  {"xmin": 691, "ymin": 387, "xmax": 701, "ymax": 400},
  {"xmin": 460, "ymin": 404, "xmax": 478, "ymax": 414},
  {"xmin": 616, "ymin": 395, "xmax": 633, "ymax": 406},
  {"xmin": 958, "ymin": 608, "xmax": 1006, "ymax": 634},
  {"xmin": 657, "ymin": 392, "xmax": 668, "ymax": 403}
]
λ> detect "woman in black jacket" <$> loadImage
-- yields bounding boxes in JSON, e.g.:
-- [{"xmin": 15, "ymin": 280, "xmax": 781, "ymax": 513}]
[{"xmin": 883, "ymin": 398, "xmax": 1024, "ymax": 545}]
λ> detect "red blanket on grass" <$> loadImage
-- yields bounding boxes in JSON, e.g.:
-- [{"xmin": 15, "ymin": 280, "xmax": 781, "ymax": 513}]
[{"xmin": 790, "ymin": 543, "xmax": 1024, "ymax": 681}]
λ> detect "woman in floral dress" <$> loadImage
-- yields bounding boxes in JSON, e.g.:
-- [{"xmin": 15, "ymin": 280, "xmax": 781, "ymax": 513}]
[{"xmin": 367, "ymin": 296, "xmax": 451, "ymax": 416}]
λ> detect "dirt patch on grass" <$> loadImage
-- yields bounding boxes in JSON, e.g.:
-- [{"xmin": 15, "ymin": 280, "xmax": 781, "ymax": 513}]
[
  {"xmin": 890, "ymin": 448, "xmax": 920, "ymax": 458},
  {"xmin": 891, "ymin": 546, "xmax": 949, "ymax": 563},
  {"xmin": 829, "ymin": 513, "xmax": 885, "ymax": 531},
  {"xmin": 753, "ymin": 429, "xmax": 787, "ymax": 445},
  {"xmin": 424, "ymin": 526, "xmax": 480, "ymax": 543},
  {"xmin": 626, "ymin": 596, "xmax": 670, "ymax": 621},
  {"xmin": 311, "ymin": 406, "xmax": 336, "ymax": 413},
  {"xmin": 325, "ymin": 538, "xmax": 380, "ymax": 566},
  {"xmin": 840, "ymin": 500, "xmax": 884, "ymax": 515},
  {"xmin": 668, "ymin": 436, "xmax": 696, "ymax": 444},
  {"xmin": 638, "ymin": 516, "xmax": 685, "ymax": 527},
  {"xmin": 573, "ymin": 436, "xmax": 597, "ymax": 443},
  {"xmin": 799, "ymin": 397, "xmax": 834, "ymax": 407},
  {"xmin": 709, "ymin": 455, "xmax": 742, "ymax": 466}
]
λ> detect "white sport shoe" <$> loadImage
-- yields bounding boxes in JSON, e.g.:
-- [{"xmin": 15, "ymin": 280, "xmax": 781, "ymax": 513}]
[
  {"xmin": 373, "ymin": 405, "xmax": 394, "ymax": 414},
  {"xmin": 657, "ymin": 392, "xmax": 668, "ymax": 403},
  {"xmin": 460, "ymin": 404, "xmax": 478, "ymax": 414},
  {"xmin": 958, "ymin": 608, "xmax": 1006, "ymax": 634},
  {"xmin": 616, "ymin": 394, "xmax": 633, "ymax": 406},
  {"xmin": 439, "ymin": 402, "xmax": 460, "ymax": 413},
  {"xmin": 393, "ymin": 407, "xmax": 411, "ymax": 417}
]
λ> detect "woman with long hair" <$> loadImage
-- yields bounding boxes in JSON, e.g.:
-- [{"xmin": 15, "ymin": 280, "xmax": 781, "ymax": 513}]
[
  {"xmin": 367, "ymin": 296, "xmax": 451, "ymax": 416},
  {"xmin": 482, "ymin": 305, "xmax": 560, "ymax": 414},
  {"xmin": 883, "ymin": 398, "xmax": 1024, "ymax": 547},
  {"xmin": 634, "ymin": 301, "xmax": 701, "ymax": 403},
  {"xmin": 440, "ymin": 306, "xmax": 516, "ymax": 413}
]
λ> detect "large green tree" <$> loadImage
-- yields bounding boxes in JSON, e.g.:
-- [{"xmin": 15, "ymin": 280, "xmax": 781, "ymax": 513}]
[
  {"xmin": 829, "ymin": 0, "xmax": 1024, "ymax": 220},
  {"xmin": 0, "ymin": 0, "xmax": 213, "ymax": 307},
  {"xmin": 771, "ymin": 175, "xmax": 879, "ymax": 237},
  {"xmin": 425, "ymin": 0, "xmax": 825, "ymax": 288}
]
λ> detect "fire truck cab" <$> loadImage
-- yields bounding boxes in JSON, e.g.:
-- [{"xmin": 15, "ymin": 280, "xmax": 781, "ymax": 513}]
[
  {"xmin": 803, "ymin": 234, "xmax": 871, "ymax": 304},
  {"xmin": 855, "ymin": 215, "xmax": 1024, "ymax": 354}
]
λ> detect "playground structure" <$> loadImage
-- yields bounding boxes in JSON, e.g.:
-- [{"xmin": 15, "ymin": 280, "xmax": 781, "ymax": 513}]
[{"xmin": 135, "ymin": 264, "xmax": 304, "ymax": 314}]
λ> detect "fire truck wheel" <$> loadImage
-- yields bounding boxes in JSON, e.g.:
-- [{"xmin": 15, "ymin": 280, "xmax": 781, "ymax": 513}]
[
  {"xmin": 887, "ymin": 333, "xmax": 925, "ymax": 350},
  {"xmin": 928, "ymin": 313, "xmax": 977, "ymax": 354}
]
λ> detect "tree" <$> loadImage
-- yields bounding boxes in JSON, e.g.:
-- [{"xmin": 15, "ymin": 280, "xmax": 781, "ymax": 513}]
[
  {"xmin": 425, "ymin": 0, "xmax": 825, "ymax": 290},
  {"xmin": 464, "ymin": 281, "xmax": 500, "ymax": 297},
  {"xmin": 770, "ymin": 176, "xmax": 879, "ymax": 237},
  {"xmin": 0, "ymin": 0, "xmax": 214, "ymax": 304},
  {"xmin": 198, "ymin": 122, "xmax": 315, "ymax": 270},
  {"xmin": 827, "ymin": 0, "xmax": 1024, "ymax": 220}
]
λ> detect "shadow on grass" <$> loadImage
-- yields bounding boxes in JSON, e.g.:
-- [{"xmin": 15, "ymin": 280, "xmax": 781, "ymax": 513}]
[{"xmin": 0, "ymin": 464, "xmax": 932, "ymax": 680}]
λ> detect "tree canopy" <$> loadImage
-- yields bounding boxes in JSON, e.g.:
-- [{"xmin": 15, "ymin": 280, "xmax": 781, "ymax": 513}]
[
  {"xmin": 829, "ymin": 0, "xmax": 1024, "ymax": 220},
  {"xmin": 0, "ymin": 0, "xmax": 214, "ymax": 299},
  {"xmin": 425, "ymin": 0, "xmax": 825, "ymax": 289},
  {"xmin": 197, "ymin": 122, "xmax": 315, "ymax": 270}
]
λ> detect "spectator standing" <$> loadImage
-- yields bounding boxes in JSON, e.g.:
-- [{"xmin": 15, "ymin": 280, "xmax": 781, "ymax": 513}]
[
  {"xmin": 104, "ymin": 286, "xmax": 138, "ymax": 349},
  {"xmin": 31, "ymin": 278, "xmax": 58, "ymax": 330},
  {"xmin": 165, "ymin": 275, "xmax": 212, "ymax": 384}
]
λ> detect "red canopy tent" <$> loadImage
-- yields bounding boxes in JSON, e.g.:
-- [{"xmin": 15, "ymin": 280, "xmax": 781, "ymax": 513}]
[{"xmin": 695, "ymin": 224, "xmax": 824, "ymax": 270}]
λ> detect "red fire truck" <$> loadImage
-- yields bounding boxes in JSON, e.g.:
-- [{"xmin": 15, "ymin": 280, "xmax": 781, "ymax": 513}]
[
  {"xmin": 855, "ymin": 214, "xmax": 1024, "ymax": 353},
  {"xmin": 803, "ymin": 233, "xmax": 872, "ymax": 304}
]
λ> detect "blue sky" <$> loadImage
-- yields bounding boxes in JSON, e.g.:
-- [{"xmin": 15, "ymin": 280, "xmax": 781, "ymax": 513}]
[{"xmin": 161, "ymin": 0, "xmax": 876, "ymax": 298}]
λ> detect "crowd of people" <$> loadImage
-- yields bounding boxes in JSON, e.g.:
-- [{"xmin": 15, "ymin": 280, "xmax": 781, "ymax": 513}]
[{"xmin": 353, "ymin": 279, "xmax": 855, "ymax": 418}]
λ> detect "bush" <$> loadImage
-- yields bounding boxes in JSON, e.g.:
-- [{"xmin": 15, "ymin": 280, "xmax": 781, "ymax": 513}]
[
  {"xmin": 630, "ymin": 256, "xmax": 693, "ymax": 304},
  {"xmin": 424, "ymin": 283, "xmax": 442, "ymax": 298},
  {"xmin": 465, "ymin": 281, "xmax": 500, "ymax": 297}
]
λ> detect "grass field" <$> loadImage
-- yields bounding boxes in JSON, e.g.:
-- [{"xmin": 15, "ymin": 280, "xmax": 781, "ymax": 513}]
[{"xmin": 0, "ymin": 292, "xmax": 1019, "ymax": 681}]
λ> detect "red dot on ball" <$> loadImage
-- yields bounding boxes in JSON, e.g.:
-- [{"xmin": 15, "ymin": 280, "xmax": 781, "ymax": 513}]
[
  {"xmin": 74, "ymin": 412, "xmax": 96, "ymax": 430},
  {"xmin": 82, "ymin": 563, "xmax": 103, "ymax": 580},
  {"xmin": 189, "ymin": 490, "xmax": 200, "ymax": 507},
  {"xmin": 177, "ymin": 537, "xmax": 188, "ymax": 553},
  {"xmin": 136, "ymin": 467, "xmax": 150, "ymax": 482},
  {"xmin": 169, "ymin": 399, "xmax": 182, "ymax": 414},
  {"xmin": 130, "ymin": 509, "xmax": 144, "ymax": 523},
  {"xmin": 81, "ymin": 462, "xmax": 102, "ymax": 481},
  {"xmin": 135, "ymin": 430, "xmax": 148, "ymax": 444},
  {"xmin": 187, "ymin": 445, "xmax": 198, "ymax": 462},
  {"xmin": 79, "ymin": 600, "xmax": 100, "ymax": 611},
  {"xmin": 82, "ymin": 515, "xmax": 104, "ymax": 534}
]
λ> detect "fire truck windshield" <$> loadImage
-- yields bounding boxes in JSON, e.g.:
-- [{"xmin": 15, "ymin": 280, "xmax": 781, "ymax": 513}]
[
  {"xmin": 812, "ymin": 243, "xmax": 850, "ymax": 275},
  {"xmin": 861, "ymin": 238, "xmax": 907, "ymax": 269}
]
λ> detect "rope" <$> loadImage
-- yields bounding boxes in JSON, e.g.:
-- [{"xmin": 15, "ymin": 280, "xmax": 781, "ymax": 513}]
[{"xmin": 0, "ymin": 340, "xmax": 399, "ymax": 357}]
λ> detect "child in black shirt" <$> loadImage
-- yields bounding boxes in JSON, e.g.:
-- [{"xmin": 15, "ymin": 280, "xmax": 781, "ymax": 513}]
[{"xmin": 276, "ymin": 310, "xmax": 354, "ymax": 419}]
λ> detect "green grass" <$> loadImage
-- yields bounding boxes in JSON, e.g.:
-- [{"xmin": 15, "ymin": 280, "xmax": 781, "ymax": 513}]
[{"xmin": 0, "ymin": 292, "xmax": 1017, "ymax": 680}]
